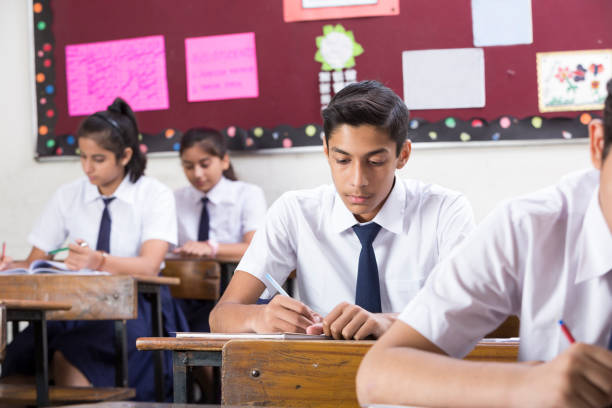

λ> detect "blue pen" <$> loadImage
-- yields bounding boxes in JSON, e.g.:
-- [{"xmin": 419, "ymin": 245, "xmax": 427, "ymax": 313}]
[{"xmin": 264, "ymin": 273, "xmax": 290, "ymax": 297}]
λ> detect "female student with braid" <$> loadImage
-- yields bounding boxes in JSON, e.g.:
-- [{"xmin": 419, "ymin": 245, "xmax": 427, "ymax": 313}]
[
  {"xmin": 0, "ymin": 98, "xmax": 187, "ymax": 401},
  {"xmin": 173, "ymin": 127, "xmax": 266, "ymax": 332}
]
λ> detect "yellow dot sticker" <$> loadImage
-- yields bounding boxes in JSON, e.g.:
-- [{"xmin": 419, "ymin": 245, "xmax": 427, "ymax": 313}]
[
  {"xmin": 531, "ymin": 116, "xmax": 542, "ymax": 129},
  {"xmin": 253, "ymin": 127, "xmax": 264, "ymax": 138},
  {"xmin": 460, "ymin": 132, "xmax": 471, "ymax": 142},
  {"xmin": 428, "ymin": 131, "xmax": 437, "ymax": 140},
  {"xmin": 305, "ymin": 125, "xmax": 316, "ymax": 137}
]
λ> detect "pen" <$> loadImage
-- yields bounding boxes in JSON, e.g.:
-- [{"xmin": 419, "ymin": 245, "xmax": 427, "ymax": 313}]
[
  {"xmin": 559, "ymin": 320, "xmax": 575, "ymax": 344},
  {"xmin": 48, "ymin": 241, "xmax": 88, "ymax": 255},
  {"xmin": 265, "ymin": 273, "xmax": 290, "ymax": 297}
]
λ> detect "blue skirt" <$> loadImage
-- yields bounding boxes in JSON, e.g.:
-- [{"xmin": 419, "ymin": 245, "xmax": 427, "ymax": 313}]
[{"xmin": 1, "ymin": 286, "xmax": 188, "ymax": 402}]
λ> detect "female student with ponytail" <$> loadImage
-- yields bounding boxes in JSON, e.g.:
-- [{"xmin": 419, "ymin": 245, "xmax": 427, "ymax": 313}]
[
  {"xmin": 173, "ymin": 127, "xmax": 266, "ymax": 332},
  {"xmin": 0, "ymin": 97, "xmax": 187, "ymax": 401}
]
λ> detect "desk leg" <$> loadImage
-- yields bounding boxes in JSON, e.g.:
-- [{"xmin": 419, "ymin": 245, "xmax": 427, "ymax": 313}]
[
  {"xmin": 33, "ymin": 315, "xmax": 49, "ymax": 407},
  {"xmin": 114, "ymin": 320, "xmax": 128, "ymax": 387},
  {"xmin": 173, "ymin": 351, "xmax": 188, "ymax": 403},
  {"xmin": 149, "ymin": 290, "xmax": 165, "ymax": 402}
]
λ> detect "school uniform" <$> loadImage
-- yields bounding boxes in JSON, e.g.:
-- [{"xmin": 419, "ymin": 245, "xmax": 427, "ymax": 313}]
[
  {"xmin": 174, "ymin": 176, "xmax": 266, "ymax": 331},
  {"xmin": 2, "ymin": 175, "xmax": 188, "ymax": 402},
  {"xmin": 399, "ymin": 169, "xmax": 612, "ymax": 361},
  {"xmin": 237, "ymin": 177, "xmax": 475, "ymax": 315}
]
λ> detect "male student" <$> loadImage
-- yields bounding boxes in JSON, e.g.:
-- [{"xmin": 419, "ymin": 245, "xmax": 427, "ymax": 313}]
[
  {"xmin": 356, "ymin": 81, "xmax": 612, "ymax": 407},
  {"xmin": 210, "ymin": 80, "xmax": 475, "ymax": 340}
]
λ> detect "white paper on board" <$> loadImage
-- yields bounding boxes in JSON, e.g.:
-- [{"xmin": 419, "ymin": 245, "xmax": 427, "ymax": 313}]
[
  {"xmin": 402, "ymin": 48, "xmax": 485, "ymax": 110},
  {"xmin": 302, "ymin": 0, "xmax": 378, "ymax": 8},
  {"xmin": 471, "ymin": 0, "xmax": 533, "ymax": 47}
]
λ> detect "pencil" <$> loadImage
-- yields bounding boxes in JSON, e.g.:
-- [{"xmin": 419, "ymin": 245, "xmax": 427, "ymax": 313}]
[
  {"xmin": 1, "ymin": 242, "xmax": 5, "ymax": 261},
  {"xmin": 265, "ymin": 273, "xmax": 290, "ymax": 297},
  {"xmin": 559, "ymin": 320, "xmax": 575, "ymax": 344},
  {"xmin": 48, "ymin": 241, "xmax": 88, "ymax": 255}
]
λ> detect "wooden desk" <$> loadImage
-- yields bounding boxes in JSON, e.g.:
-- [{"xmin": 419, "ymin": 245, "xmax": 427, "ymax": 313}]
[
  {"xmin": 136, "ymin": 337, "xmax": 519, "ymax": 404},
  {"xmin": 0, "ymin": 302, "xmax": 6, "ymax": 362},
  {"xmin": 0, "ymin": 275, "xmax": 137, "ymax": 406}
]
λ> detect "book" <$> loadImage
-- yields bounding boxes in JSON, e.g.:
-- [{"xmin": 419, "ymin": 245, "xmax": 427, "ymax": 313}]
[
  {"xmin": 0, "ymin": 259, "xmax": 108, "ymax": 275},
  {"xmin": 175, "ymin": 332, "xmax": 329, "ymax": 340}
]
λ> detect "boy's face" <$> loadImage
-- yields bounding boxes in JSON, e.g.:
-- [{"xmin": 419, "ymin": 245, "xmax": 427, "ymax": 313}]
[
  {"xmin": 324, "ymin": 124, "xmax": 410, "ymax": 223},
  {"xmin": 589, "ymin": 120, "xmax": 612, "ymax": 233}
]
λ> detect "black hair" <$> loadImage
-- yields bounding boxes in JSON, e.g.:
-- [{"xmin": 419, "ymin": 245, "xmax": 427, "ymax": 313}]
[
  {"xmin": 76, "ymin": 97, "xmax": 146, "ymax": 182},
  {"xmin": 603, "ymin": 79, "xmax": 612, "ymax": 161},
  {"xmin": 179, "ymin": 127, "xmax": 237, "ymax": 181},
  {"xmin": 321, "ymin": 80, "xmax": 410, "ymax": 156}
]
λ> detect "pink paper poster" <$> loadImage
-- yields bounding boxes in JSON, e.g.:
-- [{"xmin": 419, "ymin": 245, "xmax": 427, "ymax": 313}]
[
  {"xmin": 185, "ymin": 32, "xmax": 259, "ymax": 102},
  {"xmin": 65, "ymin": 35, "xmax": 169, "ymax": 116}
]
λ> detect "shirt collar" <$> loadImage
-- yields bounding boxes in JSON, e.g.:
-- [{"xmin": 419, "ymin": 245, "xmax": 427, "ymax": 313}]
[
  {"xmin": 83, "ymin": 174, "xmax": 135, "ymax": 205},
  {"xmin": 330, "ymin": 177, "xmax": 406, "ymax": 235},
  {"xmin": 575, "ymin": 185, "xmax": 612, "ymax": 283},
  {"xmin": 188, "ymin": 176, "xmax": 233, "ymax": 205}
]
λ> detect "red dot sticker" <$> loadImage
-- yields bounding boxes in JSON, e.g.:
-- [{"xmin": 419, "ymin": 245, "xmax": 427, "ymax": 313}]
[
  {"xmin": 471, "ymin": 119, "xmax": 483, "ymax": 127},
  {"xmin": 43, "ymin": 43, "xmax": 52, "ymax": 52},
  {"xmin": 37, "ymin": 50, "xmax": 44, "ymax": 58},
  {"xmin": 43, "ymin": 59, "xmax": 51, "ymax": 68},
  {"xmin": 55, "ymin": 147, "xmax": 63, "ymax": 155},
  {"xmin": 40, "ymin": 97, "xmax": 47, "ymax": 104},
  {"xmin": 46, "ymin": 109, "xmax": 54, "ymax": 118},
  {"xmin": 139, "ymin": 144, "xmax": 148, "ymax": 153},
  {"xmin": 282, "ymin": 138, "xmax": 293, "ymax": 148},
  {"xmin": 227, "ymin": 126, "xmax": 236, "ymax": 137}
]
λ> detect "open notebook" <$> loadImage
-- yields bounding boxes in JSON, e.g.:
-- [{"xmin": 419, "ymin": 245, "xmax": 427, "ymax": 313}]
[
  {"xmin": 0, "ymin": 259, "xmax": 108, "ymax": 275},
  {"xmin": 175, "ymin": 332, "xmax": 329, "ymax": 340}
]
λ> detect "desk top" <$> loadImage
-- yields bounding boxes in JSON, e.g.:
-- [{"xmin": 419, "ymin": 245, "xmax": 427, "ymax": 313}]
[
  {"xmin": 133, "ymin": 274, "xmax": 180, "ymax": 286},
  {"xmin": 136, "ymin": 337, "xmax": 229, "ymax": 351},
  {"xmin": 165, "ymin": 253, "xmax": 241, "ymax": 265}
]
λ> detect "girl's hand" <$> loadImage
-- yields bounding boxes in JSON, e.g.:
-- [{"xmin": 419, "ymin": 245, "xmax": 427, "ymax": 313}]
[
  {"xmin": 65, "ymin": 240, "xmax": 101, "ymax": 270},
  {"xmin": 0, "ymin": 255, "xmax": 14, "ymax": 271},
  {"xmin": 173, "ymin": 241, "xmax": 214, "ymax": 258}
]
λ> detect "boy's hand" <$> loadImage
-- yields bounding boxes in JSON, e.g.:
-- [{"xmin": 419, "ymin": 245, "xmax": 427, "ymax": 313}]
[
  {"xmin": 513, "ymin": 342, "xmax": 612, "ymax": 408},
  {"xmin": 65, "ymin": 240, "xmax": 98, "ymax": 270},
  {"xmin": 253, "ymin": 295, "xmax": 320, "ymax": 333},
  {"xmin": 317, "ymin": 302, "xmax": 394, "ymax": 340},
  {"xmin": 0, "ymin": 255, "xmax": 14, "ymax": 271}
]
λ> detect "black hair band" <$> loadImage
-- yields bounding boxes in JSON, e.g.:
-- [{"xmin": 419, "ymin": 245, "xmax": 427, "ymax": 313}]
[{"xmin": 92, "ymin": 113, "xmax": 128, "ymax": 144}]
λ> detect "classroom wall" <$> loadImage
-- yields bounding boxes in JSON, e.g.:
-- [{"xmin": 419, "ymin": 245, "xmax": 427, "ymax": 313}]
[{"xmin": 0, "ymin": 0, "xmax": 592, "ymax": 258}]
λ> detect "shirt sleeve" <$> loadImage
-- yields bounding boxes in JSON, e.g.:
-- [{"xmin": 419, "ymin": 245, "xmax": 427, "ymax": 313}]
[
  {"xmin": 399, "ymin": 203, "xmax": 522, "ymax": 358},
  {"xmin": 240, "ymin": 184, "xmax": 267, "ymax": 235},
  {"xmin": 436, "ymin": 193, "xmax": 476, "ymax": 260},
  {"xmin": 28, "ymin": 187, "xmax": 69, "ymax": 253},
  {"xmin": 236, "ymin": 192, "xmax": 297, "ymax": 292},
  {"xmin": 141, "ymin": 183, "xmax": 178, "ymax": 246}
]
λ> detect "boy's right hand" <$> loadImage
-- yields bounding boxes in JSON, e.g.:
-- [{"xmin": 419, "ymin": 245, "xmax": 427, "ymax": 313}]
[
  {"xmin": 513, "ymin": 342, "xmax": 612, "ymax": 407},
  {"xmin": 252, "ymin": 295, "xmax": 321, "ymax": 333}
]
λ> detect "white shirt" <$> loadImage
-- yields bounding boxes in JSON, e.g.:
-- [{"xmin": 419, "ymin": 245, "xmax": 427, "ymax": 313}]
[
  {"xmin": 237, "ymin": 177, "xmax": 475, "ymax": 315},
  {"xmin": 399, "ymin": 169, "xmax": 612, "ymax": 361},
  {"xmin": 174, "ymin": 177, "xmax": 267, "ymax": 245},
  {"xmin": 29, "ymin": 175, "xmax": 177, "ymax": 257}
]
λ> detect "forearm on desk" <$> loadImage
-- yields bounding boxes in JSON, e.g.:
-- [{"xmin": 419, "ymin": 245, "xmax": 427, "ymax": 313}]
[
  {"xmin": 215, "ymin": 242, "xmax": 249, "ymax": 263},
  {"xmin": 209, "ymin": 301, "xmax": 264, "ymax": 332},
  {"xmin": 357, "ymin": 345, "xmax": 527, "ymax": 408}
]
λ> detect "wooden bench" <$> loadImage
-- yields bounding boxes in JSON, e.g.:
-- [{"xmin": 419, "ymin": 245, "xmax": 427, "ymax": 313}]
[
  {"xmin": 221, "ymin": 339, "xmax": 519, "ymax": 407},
  {"xmin": 161, "ymin": 260, "xmax": 221, "ymax": 301},
  {"xmin": 0, "ymin": 275, "xmax": 138, "ymax": 406}
]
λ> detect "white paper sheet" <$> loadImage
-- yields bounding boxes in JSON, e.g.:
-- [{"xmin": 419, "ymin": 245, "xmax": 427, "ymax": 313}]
[
  {"xmin": 471, "ymin": 0, "xmax": 533, "ymax": 47},
  {"xmin": 303, "ymin": 0, "xmax": 377, "ymax": 8},
  {"xmin": 402, "ymin": 48, "xmax": 485, "ymax": 110}
]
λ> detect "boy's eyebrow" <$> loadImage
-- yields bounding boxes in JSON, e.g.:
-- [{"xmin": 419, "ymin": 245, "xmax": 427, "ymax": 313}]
[{"xmin": 331, "ymin": 147, "xmax": 389, "ymax": 156}]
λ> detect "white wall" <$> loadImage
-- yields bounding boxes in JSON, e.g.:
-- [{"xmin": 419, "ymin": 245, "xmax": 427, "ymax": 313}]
[{"xmin": 0, "ymin": 0, "xmax": 592, "ymax": 259}]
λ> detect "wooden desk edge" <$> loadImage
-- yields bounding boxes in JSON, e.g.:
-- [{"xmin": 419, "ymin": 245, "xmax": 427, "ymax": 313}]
[
  {"xmin": 133, "ymin": 275, "xmax": 180, "ymax": 286},
  {"xmin": 136, "ymin": 337, "xmax": 229, "ymax": 351},
  {"xmin": 1, "ymin": 299, "xmax": 72, "ymax": 311}
]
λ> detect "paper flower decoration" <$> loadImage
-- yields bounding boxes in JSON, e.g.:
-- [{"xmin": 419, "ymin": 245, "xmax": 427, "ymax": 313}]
[{"xmin": 315, "ymin": 24, "xmax": 364, "ymax": 72}]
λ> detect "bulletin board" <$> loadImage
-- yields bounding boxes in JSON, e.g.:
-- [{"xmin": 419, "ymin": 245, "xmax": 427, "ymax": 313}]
[{"xmin": 31, "ymin": 0, "xmax": 612, "ymax": 158}]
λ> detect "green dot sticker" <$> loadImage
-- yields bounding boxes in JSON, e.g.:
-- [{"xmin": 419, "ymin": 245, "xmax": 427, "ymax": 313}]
[
  {"xmin": 428, "ymin": 131, "xmax": 438, "ymax": 140},
  {"xmin": 253, "ymin": 127, "xmax": 264, "ymax": 138},
  {"xmin": 460, "ymin": 132, "xmax": 471, "ymax": 142},
  {"xmin": 37, "ymin": 21, "xmax": 46, "ymax": 30},
  {"xmin": 531, "ymin": 117, "xmax": 543, "ymax": 129},
  {"xmin": 46, "ymin": 139, "xmax": 55, "ymax": 148},
  {"xmin": 305, "ymin": 125, "xmax": 316, "ymax": 137},
  {"xmin": 444, "ymin": 117, "xmax": 456, "ymax": 128}
]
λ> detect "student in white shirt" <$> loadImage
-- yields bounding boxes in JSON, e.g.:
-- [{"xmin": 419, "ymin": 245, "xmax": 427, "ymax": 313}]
[
  {"xmin": 173, "ymin": 127, "xmax": 266, "ymax": 332},
  {"xmin": 0, "ymin": 98, "xmax": 186, "ymax": 402},
  {"xmin": 210, "ymin": 80, "xmax": 475, "ymax": 340},
  {"xmin": 356, "ymin": 81, "xmax": 612, "ymax": 408}
]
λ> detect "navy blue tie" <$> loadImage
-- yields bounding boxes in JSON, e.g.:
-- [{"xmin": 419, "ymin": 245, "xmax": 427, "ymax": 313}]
[
  {"xmin": 353, "ymin": 223, "xmax": 382, "ymax": 313},
  {"xmin": 96, "ymin": 197, "xmax": 115, "ymax": 253},
  {"xmin": 198, "ymin": 197, "xmax": 210, "ymax": 241}
]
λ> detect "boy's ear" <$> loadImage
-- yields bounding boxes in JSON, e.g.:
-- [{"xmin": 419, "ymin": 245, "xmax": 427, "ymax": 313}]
[
  {"xmin": 396, "ymin": 140, "xmax": 411, "ymax": 169},
  {"xmin": 323, "ymin": 135, "xmax": 329, "ymax": 157},
  {"xmin": 589, "ymin": 119, "xmax": 605, "ymax": 170},
  {"xmin": 222, "ymin": 153, "xmax": 230, "ymax": 170}
]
